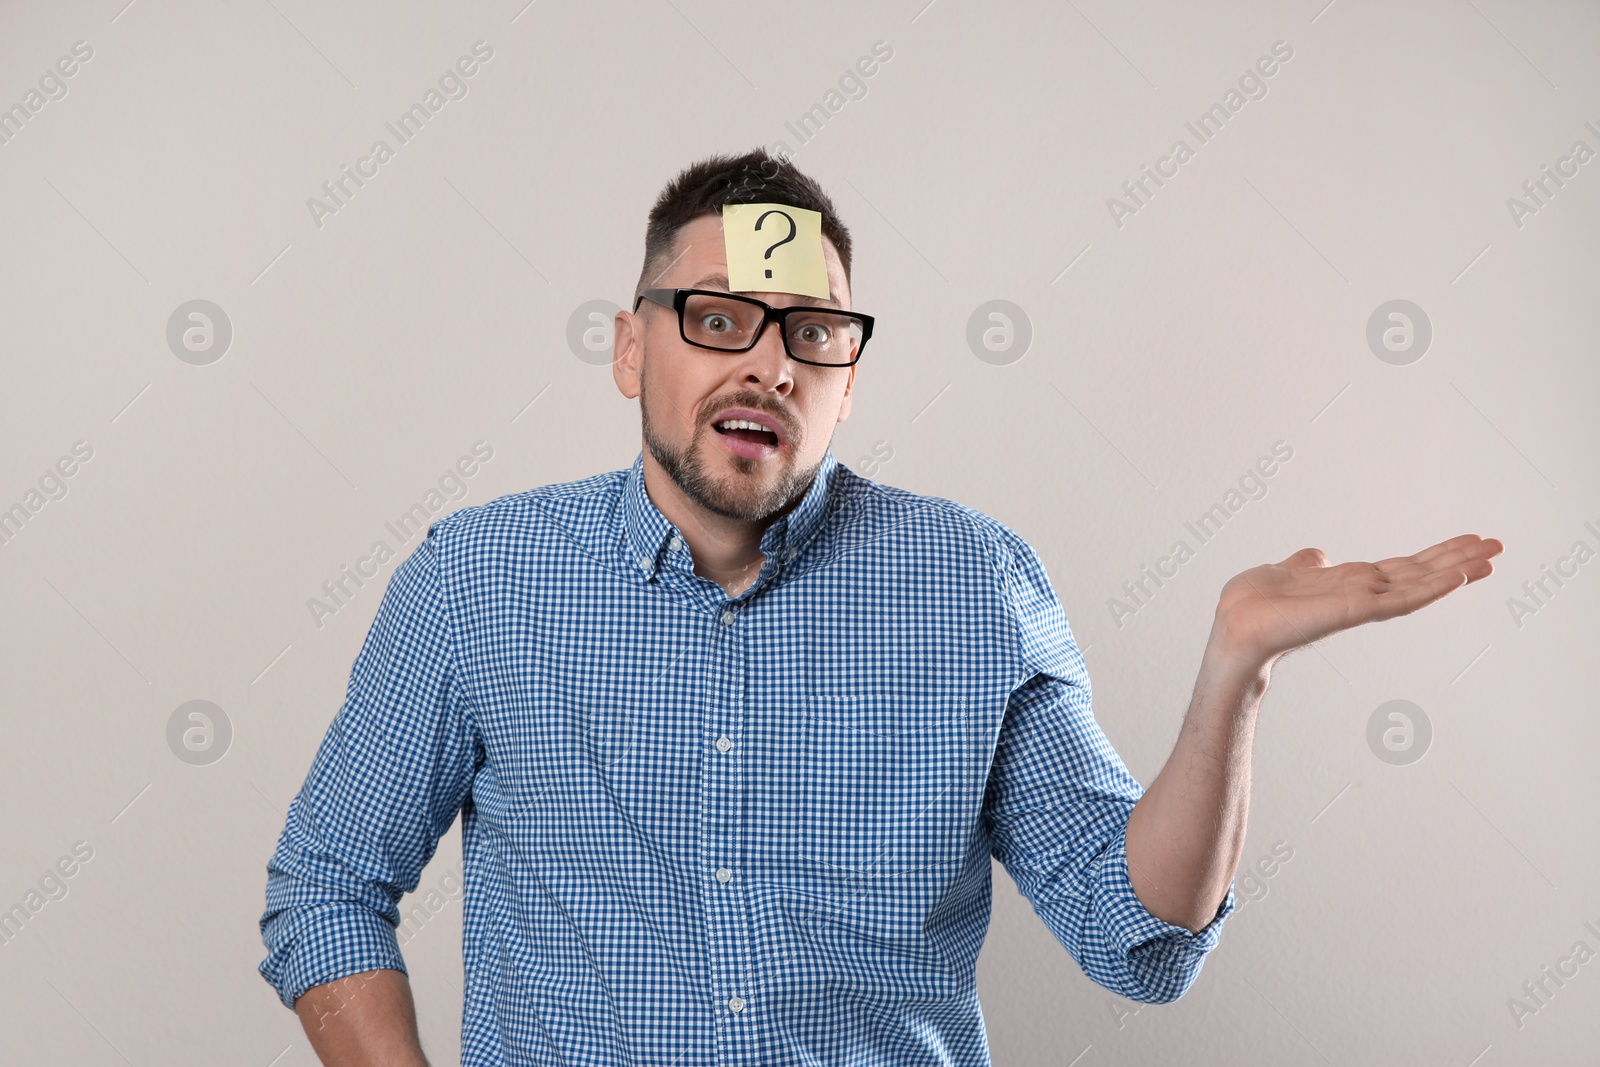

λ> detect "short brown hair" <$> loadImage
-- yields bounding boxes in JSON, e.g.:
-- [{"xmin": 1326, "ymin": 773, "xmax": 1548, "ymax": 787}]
[{"xmin": 635, "ymin": 147, "xmax": 853, "ymax": 298}]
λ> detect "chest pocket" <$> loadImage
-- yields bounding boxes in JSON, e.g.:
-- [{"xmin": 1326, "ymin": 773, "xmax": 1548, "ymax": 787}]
[{"xmin": 798, "ymin": 693, "xmax": 977, "ymax": 879}]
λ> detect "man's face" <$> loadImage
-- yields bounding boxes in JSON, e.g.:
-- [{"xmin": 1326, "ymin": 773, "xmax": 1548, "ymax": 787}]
[{"xmin": 613, "ymin": 212, "xmax": 856, "ymax": 524}]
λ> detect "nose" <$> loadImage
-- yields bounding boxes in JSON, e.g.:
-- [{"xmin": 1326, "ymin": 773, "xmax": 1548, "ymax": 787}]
[{"xmin": 738, "ymin": 319, "xmax": 794, "ymax": 395}]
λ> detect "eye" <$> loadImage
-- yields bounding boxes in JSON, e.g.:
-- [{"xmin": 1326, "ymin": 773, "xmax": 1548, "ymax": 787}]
[
  {"xmin": 701, "ymin": 314, "xmax": 734, "ymax": 333},
  {"xmin": 795, "ymin": 322, "xmax": 831, "ymax": 344}
]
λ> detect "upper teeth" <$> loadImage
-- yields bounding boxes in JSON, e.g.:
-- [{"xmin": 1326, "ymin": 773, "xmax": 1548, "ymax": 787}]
[{"xmin": 717, "ymin": 419, "xmax": 770, "ymax": 434}]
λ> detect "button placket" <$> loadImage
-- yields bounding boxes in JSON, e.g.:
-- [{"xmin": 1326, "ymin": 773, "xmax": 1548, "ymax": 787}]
[{"xmin": 703, "ymin": 596, "xmax": 756, "ymax": 1054}]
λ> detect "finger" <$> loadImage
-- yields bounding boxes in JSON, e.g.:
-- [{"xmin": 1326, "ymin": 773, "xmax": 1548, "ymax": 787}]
[
  {"xmin": 1426, "ymin": 553, "xmax": 1496, "ymax": 585},
  {"xmin": 1368, "ymin": 536, "xmax": 1474, "ymax": 572},
  {"xmin": 1402, "ymin": 534, "xmax": 1500, "ymax": 569},
  {"xmin": 1374, "ymin": 536, "xmax": 1504, "ymax": 578},
  {"xmin": 1410, "ymin": 539, "xmax": 1504, "ymax": 581},
  {"xmin": 1471, "ymin": 536, "xmax": 1505, "ymax": 560},
  {"xmin": 1275, "ymin": 546, "xmax": 1330, "ymax": 569},
  {"xmin": 1367, "ymin": 551, "xmax": 1494, "ymax": 601},
  {"xmin": 1369, "ymin": 567, "xmax": 1473, "ymax": 620}
]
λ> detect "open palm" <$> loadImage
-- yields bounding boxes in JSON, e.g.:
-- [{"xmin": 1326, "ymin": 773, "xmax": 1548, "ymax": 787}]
[{"xmin": 1216, "ymin": 534, "xmax": 1504, "ymax": 664}]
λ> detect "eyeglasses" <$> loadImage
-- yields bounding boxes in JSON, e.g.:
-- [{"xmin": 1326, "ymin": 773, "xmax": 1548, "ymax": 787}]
[{"xmin": 633, "ymin": 288, "xmax": 874, "ymax": 367}]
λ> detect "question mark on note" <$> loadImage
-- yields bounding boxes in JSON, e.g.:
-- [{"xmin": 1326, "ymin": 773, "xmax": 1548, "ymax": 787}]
[
  {"xmin": 722, "ymin": 202, "xmax": 829, "ymax": 298},
  {"xmin": 754, "ymin": 209, "xmax": 797, "ymax": 279}
]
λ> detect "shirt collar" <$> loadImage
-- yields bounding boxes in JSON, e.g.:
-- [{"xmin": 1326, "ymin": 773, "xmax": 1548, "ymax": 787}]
[{"xmin": 621, "ymin": 448, "xmax": 841, "ymax": 581}]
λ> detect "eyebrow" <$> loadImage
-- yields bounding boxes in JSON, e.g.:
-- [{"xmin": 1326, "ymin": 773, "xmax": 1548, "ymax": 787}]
[{"xmin": 689, "ymin": 273, "xmax": 842, "ymax": 309}]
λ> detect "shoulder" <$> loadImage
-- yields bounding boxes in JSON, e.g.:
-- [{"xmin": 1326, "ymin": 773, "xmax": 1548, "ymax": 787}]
[
  {"xmin": 419, "ymin": 466, "xmax": 627, "ymax": 559},
  {"xmin": 825, "ymin": 467, "xmax": 1076, "ymax": 678},
  {"xmin": 826, "ymin": 464, "xmax": 1039, "ymax": 575},
  {"xmin": 819, "ymin": 463, "xmax": 1043, "ymax": 598}
]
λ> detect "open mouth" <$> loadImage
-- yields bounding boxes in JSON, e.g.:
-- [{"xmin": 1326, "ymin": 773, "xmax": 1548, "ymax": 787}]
[{"xmin": 712, "ymin": 418, "xmax": 780, "ymax": 451}]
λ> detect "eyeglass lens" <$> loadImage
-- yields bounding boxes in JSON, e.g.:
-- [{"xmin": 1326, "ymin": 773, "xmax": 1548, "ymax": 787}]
[{"xmin": 682, "ymin": 292, "xmax": 864, "ymax": 365}]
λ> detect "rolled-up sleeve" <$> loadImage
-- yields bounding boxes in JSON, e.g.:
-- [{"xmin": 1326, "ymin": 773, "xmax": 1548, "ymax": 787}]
[
  {"xmin": 258, "ymin": 531, "xmax": 479, "ymax": 1010},
  {"xmin": 982, "ymin": 530, "xmax": 1234, "ymax": 1004}
]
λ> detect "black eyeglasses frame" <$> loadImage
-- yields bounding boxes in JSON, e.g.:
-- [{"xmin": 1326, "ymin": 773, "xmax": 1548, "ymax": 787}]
[{"xmin": 632, "ymin": 287, "xmax": 874, "ymax": 368}]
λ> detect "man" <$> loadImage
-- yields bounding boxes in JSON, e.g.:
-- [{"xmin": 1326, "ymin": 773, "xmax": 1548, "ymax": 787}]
[{"xmin": 258, "ymin": 149, "xmax": 1502, "ymax": 1065}]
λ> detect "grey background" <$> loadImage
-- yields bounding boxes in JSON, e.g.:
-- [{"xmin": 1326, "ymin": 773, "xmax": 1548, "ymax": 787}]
[{"xmin": 1, "ymin": 0, "xmax": 1596, "ymax": 1063}]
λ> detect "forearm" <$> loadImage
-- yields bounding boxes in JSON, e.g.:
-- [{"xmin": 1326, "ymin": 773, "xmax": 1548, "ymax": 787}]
[
  {"xmin": 295, "ymin": 968, "xmax": 430, "ymax": 1067},
  {"xmin": 1125, "ymin": 614, "xmax": 1271, "ymax": 933}
]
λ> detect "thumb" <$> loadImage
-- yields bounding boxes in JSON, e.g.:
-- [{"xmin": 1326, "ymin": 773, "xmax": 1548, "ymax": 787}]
[{"xmin": 1277, "ymin": 546, "xmax": 1331, "ymax": 569}]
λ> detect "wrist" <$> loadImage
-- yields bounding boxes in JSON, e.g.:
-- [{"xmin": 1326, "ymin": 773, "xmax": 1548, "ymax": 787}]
[{"xmin": 1203, "ymin": 614, "xmax": 1274, "ymax": 694}]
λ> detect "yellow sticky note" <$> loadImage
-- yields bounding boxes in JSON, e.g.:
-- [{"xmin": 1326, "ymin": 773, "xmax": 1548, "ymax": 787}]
[{"xmin": 722, "ymin": 203, "xmax": 830, "ymax": 299}]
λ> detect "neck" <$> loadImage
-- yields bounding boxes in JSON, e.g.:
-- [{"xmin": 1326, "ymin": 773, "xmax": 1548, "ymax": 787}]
[{"xmin": 640, "ymin": 448, "xmax": 793, "ymax": 597}]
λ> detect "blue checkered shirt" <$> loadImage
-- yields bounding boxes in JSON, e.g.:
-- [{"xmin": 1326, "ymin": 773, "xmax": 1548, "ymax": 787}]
[{"xmin": 259, "ymin": 449, "xmax": 1234, "ymax": 1065}]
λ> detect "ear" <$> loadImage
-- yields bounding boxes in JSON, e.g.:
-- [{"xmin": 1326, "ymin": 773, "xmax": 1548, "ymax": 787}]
[
  {"xmin": 837, "ymin": 364, "xmax": 855, "ymax": 422},
  {"xmin": 612, "ymin": 308, "xmax": 643, "ymax": 399}
]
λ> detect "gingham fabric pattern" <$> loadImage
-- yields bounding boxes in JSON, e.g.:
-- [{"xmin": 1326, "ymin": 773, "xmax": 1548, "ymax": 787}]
[{"xmin": 258, "ymin": 448, "xmax": 1235, "ymax": 1065}]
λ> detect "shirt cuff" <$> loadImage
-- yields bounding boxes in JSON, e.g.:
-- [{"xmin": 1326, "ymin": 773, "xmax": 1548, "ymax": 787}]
[
  {"xmin": 1089, "ymin": 822, "xmax": 1236, "ymax": 991},
  {"xmin": 258, "ymin": 902, "xmax": 408, "ymax": 1011}
]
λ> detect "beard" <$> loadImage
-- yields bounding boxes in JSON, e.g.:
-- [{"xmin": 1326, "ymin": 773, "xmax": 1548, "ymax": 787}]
[{"xmin": 639, "ymin": 362, "xmax": 821, "ymax": 524}]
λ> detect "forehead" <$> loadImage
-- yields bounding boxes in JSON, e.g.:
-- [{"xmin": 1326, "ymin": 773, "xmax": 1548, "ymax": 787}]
[{"xmin": 658, "ymin": 213, "xmax": 851, "ymax": 307}]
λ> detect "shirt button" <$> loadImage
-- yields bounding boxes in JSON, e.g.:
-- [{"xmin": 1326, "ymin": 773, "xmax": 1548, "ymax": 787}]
[
  {"xmin": 727, "ymin": 995, "xmax": 745, "ymax": 1013},
  {"xmin": 669, "ymin": 533, "xmax": 685, "ymax": 552},
  {"xmin": 785, "ymin": 546, "xmax": 798, "ymax": 562},
  {"xmin": 637, "ymin": 556, "xmax": 650, "ymax": 571},
  {"xmin": 715, "ymin": 736, "xmax": 732, "ymax": 753},
  {"xmin": 715, "ymin": 867, "xmax": 732, "ymax": 884},
  {"xmin": 719, "ymin": 607, "xmax": 736, "ymax": 626}
]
